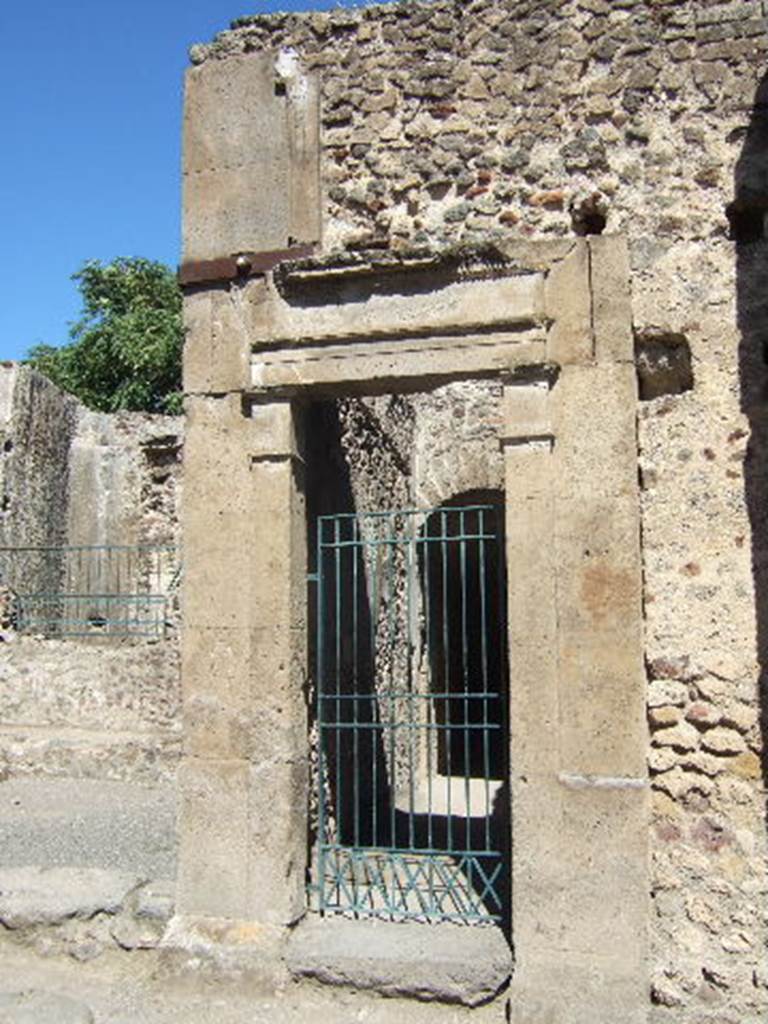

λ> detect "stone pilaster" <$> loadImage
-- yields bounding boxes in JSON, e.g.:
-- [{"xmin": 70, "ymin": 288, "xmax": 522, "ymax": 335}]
[
  {"xmin": 175, "ymin": 396, "xmax": 307, "ymax": 932},
  {"xmin": 504, "ymin": 236, "xmax": 649, "ymax": 1024}
]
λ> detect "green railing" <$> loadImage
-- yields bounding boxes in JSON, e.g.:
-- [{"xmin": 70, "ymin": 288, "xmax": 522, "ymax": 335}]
[
  {"xmin": 311, "ymin": 504, "xmax": 508, "ymax": 925},
  {"xmin": 0, "ymin": 544, "xmax": 178, "ymax": 639}
]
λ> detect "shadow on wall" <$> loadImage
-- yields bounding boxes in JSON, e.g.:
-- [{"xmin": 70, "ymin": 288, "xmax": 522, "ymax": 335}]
[{"xmin": 734, "ymin": 71, "xmax": 768, "ymax": 879}]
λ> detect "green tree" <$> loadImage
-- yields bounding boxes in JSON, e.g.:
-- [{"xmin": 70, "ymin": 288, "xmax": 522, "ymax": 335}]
[{"xmin": 27, "ymin": 257, "xmax": 183, "ymax": 414}]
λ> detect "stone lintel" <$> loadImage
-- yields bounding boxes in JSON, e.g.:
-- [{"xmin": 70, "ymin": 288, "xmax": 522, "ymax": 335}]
[
  {"xmin": 251, "ymin": 270, "xmax": 545, "ymax": 346},
  {"xmin": 251, "ymin": 333, "xmax": 547, "ymax": 396}
]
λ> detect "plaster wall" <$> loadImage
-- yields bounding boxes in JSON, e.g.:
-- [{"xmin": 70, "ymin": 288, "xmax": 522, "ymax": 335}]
[{"xmin": 0, "ymin": 365, "xmax": 77, "ymax": 552}]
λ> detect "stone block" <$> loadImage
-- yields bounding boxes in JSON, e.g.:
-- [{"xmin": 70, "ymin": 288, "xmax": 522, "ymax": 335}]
[
  {"xmin": 509, "ymin": 644, "xmax": 559, "ymax": 776},
  {"xmin": 176, "ymin": 757, "xmax": 252, "ymax": 920},
  {"xmin": 183, "ymin": 630, "xmax": 307, "ymax": 761},
  {"xmin": 553, "ymin": 495, "xmax": 642, "ymax": 635},
  {"xmin": 184, "ymin": 55, "xmax": 280, "ymax": 175},
  {"xmin": 246, "ymin": 753, "xmax": 308, "ymax": 926},
  {"xmin": 504, "ymin": 490, "xmax": 557, "ymax": 647},
  {"xmin": 249, "ymin": 625, "xmax": 307, "ymax": 748},
  {"xmin": 287, "ymin": 916, "xmax": 512, "ymax": 1006},
  {"xmin": 0, "ymin": 867, "xmax": 139, "ymax": 929},
  {"xmin": 182, "ymin": 623, "xmax": 306, "ymax": 763},
  {"xmin": 501, "ymin": 380, "xmax": 552, "ymax": 440},
  {"xmin": 182, "ymin": 289, "xmax": 212, "ymax": 393},
  {"xmin": 545, "ymin": 240, "xmax": 593, "ymax": 364},
  {"xmin": 177, "ymin": 752, "xmax": 307, "ymax": 926},
  {"xmin": 182, "ymin": 626, "xmax": 254, "ymax": 759},
  {"xmin": 182, "ymin": 54, "xmax": 305, "ymax": 259},
  {"xmin": 182, "ymin": 395, "xmax": 306, "ymax": 631},
  {"xmin": 588, "ymin": 234, "xmax": 633, "ymax": 364},
  {"xmin": 177, "ymin": 735, "xmax": 306, "ymax": 925},
  {"xmin": 250, "ymin": 271, "xmax": 546, "ymax": 346},
  {"xmin": 253, "ymin": 332, "xmax": 546, "ymax": 394},
  {"xmin": 556, "ymin": 784, "xmax": 649, "ymax": 958},
  {"xmin": 183, "ymin": 167, "xmax": 291, "ymax": 264},
  {"xmin": 183, "ymin": 281, "xmax": 264, "ymax": 395},
  {"xmin": 161, "ymin": 913, "xmax": 288, "ymax": 986},
  {"xmin": 249, "ymin": 397, "xmax": 299, "ymax": 460},
  {"xmin": 512, "ymin": 774, "xmax": 567, "ymax": 950},
  {"xmin": 502, "ymin": 438, "xmax": 555, "ymax": 500},
  {"xmin": 181, "ymin": 538, "xmax": 254, "ymax": 630},
  {"xmin": 556, "ymin": 629, "xmax": 647, "ymax": 777},
  {"xmin": 183, "ymin": 393, "xmax": 254, "ymax": 491},
  {"xmin": 285, "ymin": 70, "xmax": 322, "ymax": 249},
  {"xmin": 551, "ymin": 363, "xmax": 639, "ymax": 499},
  {"xmin": 510, "ymin": 948, "xmax": 648, "ymax": 1024},
  {"xmin": 250, "ymin": 458, "xmax": 307, "ymax": 631}
]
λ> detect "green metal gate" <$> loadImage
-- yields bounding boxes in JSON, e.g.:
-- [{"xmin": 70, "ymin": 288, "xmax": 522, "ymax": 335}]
[{"xmin": 311, "ymin": 503, "xmax": 507, "ymax": 925}]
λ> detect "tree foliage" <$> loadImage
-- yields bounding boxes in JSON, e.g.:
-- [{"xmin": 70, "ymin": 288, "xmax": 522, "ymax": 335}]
[{"xmin": 27, "ymin": 257, "xmax": 183, "ymax": 414}]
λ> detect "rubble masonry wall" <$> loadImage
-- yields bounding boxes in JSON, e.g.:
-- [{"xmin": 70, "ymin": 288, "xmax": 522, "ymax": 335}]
[{"xmin": 193, "ymin": 2, "xmax": 768, "ymax": 1019}]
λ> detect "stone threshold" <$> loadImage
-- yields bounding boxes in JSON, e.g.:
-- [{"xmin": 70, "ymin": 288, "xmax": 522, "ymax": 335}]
[{"xmin": 286, "ymin": 915, "xmax": 513, "ymax": 1007}]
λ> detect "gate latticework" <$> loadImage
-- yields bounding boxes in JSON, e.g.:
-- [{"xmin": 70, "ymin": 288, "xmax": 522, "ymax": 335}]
[{"xmin": 311, "ymin": 503, "xmax": 507, "ymax": 926}]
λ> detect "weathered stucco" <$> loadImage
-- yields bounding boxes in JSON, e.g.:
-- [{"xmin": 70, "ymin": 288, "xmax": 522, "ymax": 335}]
[{"xmin": 0, "ymin": 364, "xmax": 183, "ymax": 555}]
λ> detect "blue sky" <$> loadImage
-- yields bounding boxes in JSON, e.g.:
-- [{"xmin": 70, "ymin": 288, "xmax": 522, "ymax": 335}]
[{"xmin": 0, "ymin": 1, "xmax": 397, "ymax": 362}]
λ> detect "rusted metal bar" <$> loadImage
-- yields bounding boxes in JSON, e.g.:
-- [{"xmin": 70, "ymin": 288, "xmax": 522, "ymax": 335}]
[{"xmin": 178, "ymin": 244, "xmax": 316, "ymax": 287}]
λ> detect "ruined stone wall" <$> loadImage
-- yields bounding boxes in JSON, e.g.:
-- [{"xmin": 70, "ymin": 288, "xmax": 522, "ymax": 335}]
[
  {"xmin": 0, "ymin": 638, "xmax": 180, "ymax": 784},
  {"xmin": 0, "ymin": 365, "xmax": 184, "ymax": 784},
  {"xmin": 194, "ymin": 0, "xmax": 767, "ymax": 249},
  {"xmin": 0, "ymin": 364, "xmax": 78, "ymax": 552},
  {"xmin": 66, "ymin": 408, "xmax": 183, "ymax": 553},
  {"xmin": 193, "ymin": 3, "xmax": 768, "ymax": 1020},
  {"xmin": 0, "ymin": 364, "xmax": 183, "ymax": 554}
]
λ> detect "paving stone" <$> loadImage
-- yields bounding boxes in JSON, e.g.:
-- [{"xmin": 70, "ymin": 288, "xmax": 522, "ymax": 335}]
[{"xmin": 0, "ymin": 990, "xmax": 93, "ymax": 1024}]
